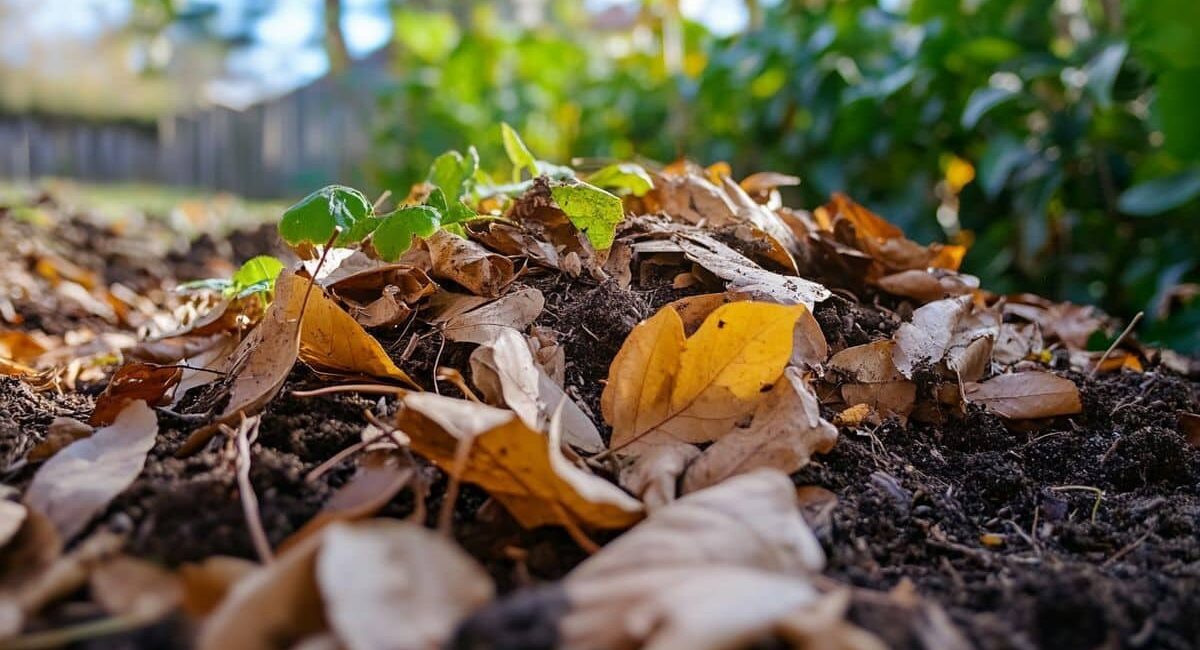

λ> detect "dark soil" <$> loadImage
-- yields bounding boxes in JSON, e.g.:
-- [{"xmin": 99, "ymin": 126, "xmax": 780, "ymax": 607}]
[{"xmin": 3, "ymin": 200, "xmax": 1199, "ymax": 650}]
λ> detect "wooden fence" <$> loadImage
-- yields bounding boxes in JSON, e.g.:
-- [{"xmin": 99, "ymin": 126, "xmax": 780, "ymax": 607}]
[{"xmin": 0, "ymin": 73, "xmax": 376, "ymax": 199}]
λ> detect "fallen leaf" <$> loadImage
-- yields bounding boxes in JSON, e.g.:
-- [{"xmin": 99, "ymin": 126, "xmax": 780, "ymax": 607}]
[
  {"xmin": 828, "ymin": 341, "xmax": 917, "ymax": 418},
  {"xmin": 0, "ymin": 500, "xmax": 26, "ymax": 549},
  {"xmin": 470, "ymin": 328, "xmax": 604, "ymax": 453},
  {"xmin": 178, "ymin": 556, "xmax": 258, "ymax": 618},
  {"xmin": 26, "ymin": 417, "xmax": 94, "ymax": 462},
  {"xmin": 424, "ymin": 230, "xmax": 514, "ymax": 297},
  {"xmin": 603, "ymin": 301, "xmax": 804, "ymax": 456},
  {"xmin": 1004, "ymin": 299, "xmax": 1106, "ymax": 350},
  {"xmin": 0, "ymin": 531, "xmax": 122, "ymax": 639},
  {"xmin": 963, "ymin": 371, "xmax": 1082, "ymax": 419},
  {"xmin": 398, "ymin": 392, "xmax": 643, "ymax": 530},
  {"xmin": 663, "ymin": 292, "xmax": 828, "ymax": 368},
  {"xmin": 682, "ymin": 368, "xmax": 837, "ymax": 494},
  {"xmin": 618, "ymin": 441, "xmax": 702, "ymax": 510},
  {"xmin": 877, "ymin": 269, "xmax": 979, "ymax": 303},
  {"xmin": 89, "ymin": 363, "xmax": 181, "ymax": 426},
  {"xmin": 316, "ymin": 520, "xmax": 494, "ymax": 650},
  {"xmin": 554, "ymin": 471, "xmax": 829, "ymax": 650},
  {"xmin": 892, "ymin": 296, "xmax": 971, "ymax": 378},
  {"xmin": 676, "ymin": 232, "xmax": 830, "ymax": 309},
  {"xmin": 24, "ymin": 401, "xmax": 158, "ymax": 540},
  {"xmin": 198, "ymin": 533, "xmax": 326, "ymax": 650},
  {"xmin": 89, "ymin": 555, "xmax": 181, "ymax": 621},
  {"xmin": 648, "ymin": 172, "xmax": 740, "ymax": 226},
  {"xmin": 439, "ymin": 287, "xmax": 545, "ymax": 344},
  {"xmin": 740, "ymin": 171, "xmax": 801, "ymax": 196}
]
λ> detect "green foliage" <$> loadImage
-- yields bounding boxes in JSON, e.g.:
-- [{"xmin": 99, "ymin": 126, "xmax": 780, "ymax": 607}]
[
  {"xmin": 369, "ymin": 0, "xmax": 1200, "ymax": 351},
  {"xmin": 550, "ymin": 182, "xmax": 625, "ymax": 250},
  {"xmin": 279, "ymin": 185, "xmax": 376, "ymax": 247},
  {"xmin": 587, "ymin": 164, "xmax": 654, "ymax": 197},
  {"xmin": 372, "ymin": 206, "xmax": 442, "ymax": 262},
  {"xmin": 178, "ymin": 255, "xmax": 284, "ymax": 301},
  {"xmin": 501, "ymin": 123, "xmax": 539, "ymax": 181}
]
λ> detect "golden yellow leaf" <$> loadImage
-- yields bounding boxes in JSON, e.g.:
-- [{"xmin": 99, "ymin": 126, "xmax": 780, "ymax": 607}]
[
  {"xmin": 398, "ymin": 393, "xmax": 643, "ymax": 530},
  {"xmin": 603, "ymin": 301, "xmax": 804, "ymax": 455}
]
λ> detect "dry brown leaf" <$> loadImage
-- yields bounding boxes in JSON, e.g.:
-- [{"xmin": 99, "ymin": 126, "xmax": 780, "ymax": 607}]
[
  {"xmin": 178, "ymin": 556, "xmax": 258, "ymax": 618},
  {"xmin": 740, "ymin": 171, "xmax": 801, "ymax": 196},
  {"xmin": 945, "ymin": 304, "xmax": 1000, "ymax": 382},
  {"xmin": 828, "ymin": 341, "xmax": 916, "ymax": 418},
  {"xmin": 0, "ymin": 531, "xmax": 122, "ymax": 639},
  {"xmin": 0, "ymin": 500, "xmax": 26, "ymax": 549},
  {"xmin": 648, "ymin": 172, "xmax": 740, "ymax": 226},
  {"xmin": 1004, "ymin": 299, "xmax": 1106, "ymax": 350},
  {"xmin": 178, "ymin": 269, "xmax": 305, "ymax": 454},
  {"xmin": 316, "ymin": 520, "xmax": 494, "ymax": 650},
  {"xmin": 89, "ymin": 554, "xmax": 182, "ymax": 621},
  {"xmin": 892, "ymin": 296, "xmax": 971, "ymax": 378},
  {"xmin": 470, "ymin": 328, "xmax": 604, "ymax": 453},
  {"xmin": 876, "ymin": 269, "xmax": 979, "ymax": 303},
  {"xmin": 440, "ymin": 287, "xmax": 545, "ymax": 345},
  {"xmin": 24, "ymin": 400, "xmax": 157, "ymax": 540},
  {"xmin": 90, "ymin": 362, "xmax": 181, "ymax": 426},
  {"xmin": 618, "ymin": 441, "xmax": 702, "ymax": 510},
  {"xmin": 398, "ymin": 392, "xmax": 643, "ymax": 530},
  {"xmin": 682, "ymin": 368, "xmax": 837, "ymax": 494},
  {"xmin": 279, "ymin": 451, "xmax": 414, "ymax": 554},
  {"xmin": 425, "ymin": 230, "xmax": 515, "ymax": 297},
  {"xmin": 676, "ymin": 232, "xmax": 830, "ymax": 309},
  {"xmin": 557, "ymin": 470, "xmax": 828, "ymax": 650},
  {"xmin": 720, "ymin": 176, "xmax": 803, "ymax": 262},
  {"xmin": 963, "ymin": 371, "xmax": 1082, "ymax": 419},
  {"xmin": 26, "ymin": 417, "xmax": 94, "ymax": 462},
  {"xmin": 197, "ymin": 532, "xmax": 326, "ymax": 650},
  {"xmin": 329, "ymin": 264, "xmax": 435, "ymax": 328},
  {"xmin": 602, "ymin": 301, "xmax": 804, "ymax": 456}
]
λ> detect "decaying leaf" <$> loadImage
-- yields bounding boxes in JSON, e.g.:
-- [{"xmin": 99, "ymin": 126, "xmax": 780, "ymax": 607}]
[
  {"xmin": 178, "ymin": 556, "xmax": 258, "ymax": 618},
  {"xmin": 424, "ymin": 230, "xmax": 515, "ymax": 297},
  {"xmin": 26, "ymin": 417, "xmax": 94, "ymax": 462},
  {"xmin": 439, "ymin": 287, "xmax": 545, "ymax": 344},
  {"xmin": 89, "ymin": 362, "xmax": 181, "ymax": 426},
  {"xmin": 316, "ymin": 520, "xmax": 494, "ymax": 650},
  {"xmin": 877, "ymin": 269, "xmax": 979, "ymax": 303},
  {"xmin": 0, "ymin": 500, "xmax": 26, "ymax": 549},
  {"xmin": 398, "ymin": 392, "xmax": 643, "ymax": 530},
  {"xmin": 1004, "ymin": 298, "xmax": 1107, "ymax": 350},
  {"xmin": 24, "ymin": 400, "xmax": 158, "ymax": 540},
  {"xmin": 682, "ymin": 368, "xmax": 837, "ymax": 494},
  {"xmin": 198, "ymin": 532, "xmax": 326, "ymax": 650},
  {"xmin": 470, "ymin": 328, "xmax": 604, "ymax": 453},
  {"xmin": 963, "ymin": 371, "xmax": 1082, "ymax": 419},
  {"xmin": 676, "ymin": 232, "xmax": 830, "ymax": 309},
  {"xmin": 89, "ymin": 554, "xmax": 182, "ymax": 621},
  {"xmin": 892, "ymin": 296, "xmax": 971, "ymax": 378},
  {"xmin": 603, "ymin": 301, "xmax": 804, "ymax": 456},
  {"xmin": 828, "ymin": 340, "xmax": 917, "ymax": 418},
  {"xmin": 618, "ymin": 441, "xmax": 702, "ymax": 510}
]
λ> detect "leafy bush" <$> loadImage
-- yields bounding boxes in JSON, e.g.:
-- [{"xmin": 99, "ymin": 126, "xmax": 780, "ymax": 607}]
[{"xmin": 370, "ymin": 0, "xmax": 1199, "ymax": 350}]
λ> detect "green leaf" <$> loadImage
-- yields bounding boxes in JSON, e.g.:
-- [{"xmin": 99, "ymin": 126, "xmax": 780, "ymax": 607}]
[
  {"xmin": 231, "ymin": 255, "xmax": 284, "ymax": 294},
  {"xmin": 443, "ymin": 200, "xmax": 476, "ymax": 225},
  {"xmin": 1156, "ymin": 69, "xmax": 1200, "ymax": 161},
  {"xmin": 550, "ymin": 181, "xmax": 624, "ymax": 250},
  {"xmin": 978, "ymin": 134, "xmax": 1028, "ymax": 199},
  {"xmin": 587, "ymin": 163, "xmax": 654, "ymax": 197},
  {"xmin": 1118, "ymin": 169, "xmax": 1200, "ymax": 216},
  {"xmin": 279, "ymin": 185, "xmax": 376, "ymax": 247},
  {"xmin": 176, "ymin": 278, "xmax": 233, "ymax": 294},
  {"xmin": 1085, "ymin": 42, "xmax": 1128, "ymax": 109},
  {"xmin": 372, "ymin": 206, "xmax": 442, "ymax": 262},
  {"xmin": 962, "ymin": 87, "xmax": 1018, "ymax": 129},
  {"xmin": 1126, "ymin": 0, "xmax": 1200, "ymax": 69},
  {"xmin": 501, "ymin": 123, "xmax": 539, "ymax": 180},
  {"xmin": 428, "ymin": 147, "xmax": 478, "ymax": 200}
]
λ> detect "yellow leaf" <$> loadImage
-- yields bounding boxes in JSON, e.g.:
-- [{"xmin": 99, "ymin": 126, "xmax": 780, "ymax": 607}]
[
  {"xmin": 603, "ymin": 301, "xmax": 804, "ymax": 454},
  {"xmin": 398, "ymin": 393, "xmax": 643, "ymax": 530},
  {"xmin": 297, "ymin": 274, "xmax": 417, "ymax": 387}
]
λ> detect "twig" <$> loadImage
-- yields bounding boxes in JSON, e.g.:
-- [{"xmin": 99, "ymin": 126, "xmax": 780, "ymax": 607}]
[
  {"xmin": 1103, "ymin": 527, "xmax": 1153, "ymax": 567},
  {"xmin": 1090, "ymin": 311, "xmax": 1143, "ymax": 379},
  {"xmin": 154, "ymin": 364, "xmax": 228, "ymax": 376},
  {"xmin": 436, "ymin": 435, "xmax": 474, "ymax": 536},
  {"xmin": 1049, "ymin": 485, "xmax": 1105, "ymax": 523},
  {"xmin": 432, "ymin": 331, "xmax": 447, "ymax": 395},
  {"xmin": 306, "ymin": 438, "xmax": 371, "ymax": 482},
  {"xmin": 299, "ymin": 228, "xmax": 342, "ymax": 320},
  {"xmin": 228, "ymin": 415, "xmax": 274, "ymax": 563},
  {"xmin": 372, "ymin": 189, "xmax": 393, "ymax": 212},
  {"xmin": 292, "ymin": 384, "xmax": 407, "ymax": 398}
]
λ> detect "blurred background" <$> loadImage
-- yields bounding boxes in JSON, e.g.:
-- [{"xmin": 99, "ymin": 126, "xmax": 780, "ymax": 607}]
[{"xmin": 0, "ymin": 0, "xmax": 1197, "ymax": 350}]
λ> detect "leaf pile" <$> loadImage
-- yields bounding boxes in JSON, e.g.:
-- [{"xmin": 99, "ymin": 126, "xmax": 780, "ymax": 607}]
[{"xmin": 1, "ymin": 138, "xmax": 1197, "ymax": 649}]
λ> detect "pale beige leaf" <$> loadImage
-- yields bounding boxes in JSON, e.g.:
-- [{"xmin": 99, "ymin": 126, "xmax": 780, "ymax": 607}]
[
  {"xmin": 441, "ymin": 288, "xmax": 545, "ymax": 344},
  {"xmin": 963, "ymin": 371, "xmax": 1082, "ymax": 419},
  {"xmin": 828, "ymin": 341, "xmax": 916, "ymax": 418},
  {"xmin": 682, "ymin": 368, "xmax": 837, "ymax": 494},
  {"xmin": 892, "ymin": 296, "xmax": 970, "ymax": 378},
  {"xmin": 675, "ymin": 233, "xmax": 830, "ymax": 309},
  {"xmin": 316, "ymin": 520, "xmax": 494, "ymax": 650},
  {"xmin": 89, "ymin": 555, "xmax": 181, "ymax": 620},
  {"xmin": 24, "ymin": 401, "xmax": 157, "ymax": 540},
  {"xmin": 399, "ymin": 393, "xmax": 643, "ymax": 529},
  {"xmin": 618, "ymin": 441, "xmax": 701, "ymax": 510},
  {"xmin": 470, "ymin": 328, "xmax": 603, "ymax": 453},
  {"xmin": 0, "ymin": 500, "xmax": 26, "ymax": 549},
  {"xmin": 198, "ymin": 533, "xmax": 326, "ymax": 650}
]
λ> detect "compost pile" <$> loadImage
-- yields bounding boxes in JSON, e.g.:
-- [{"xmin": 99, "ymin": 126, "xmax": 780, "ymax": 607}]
[{"xmin": 1, "ymin": 157, "xmax": 1198, "ymax": 650}]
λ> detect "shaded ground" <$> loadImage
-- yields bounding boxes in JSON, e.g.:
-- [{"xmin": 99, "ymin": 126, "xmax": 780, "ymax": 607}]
[{"xmin": 1, "ymin": 195, "xmax": 1198, "ymax": 649}]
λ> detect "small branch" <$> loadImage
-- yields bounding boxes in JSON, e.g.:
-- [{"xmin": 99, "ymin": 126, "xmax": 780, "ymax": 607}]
[
  {"xmin": 292, "ymin": 384, "xmax": 407, "ymax": 398},
  {"xmin": 436, "ymin": 435, "xmax": 474, "ymax": 536},
  {"xmin": 1090, "ymin": 311, "xmax": 1143, "ymax": 379},
  {"xmin": 229, "ymin": 416, "xmax": 274, "ymax": 563},
  {"xmin": 372, "ymin": 189, "xmax": 393, "ymax": 212}
]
